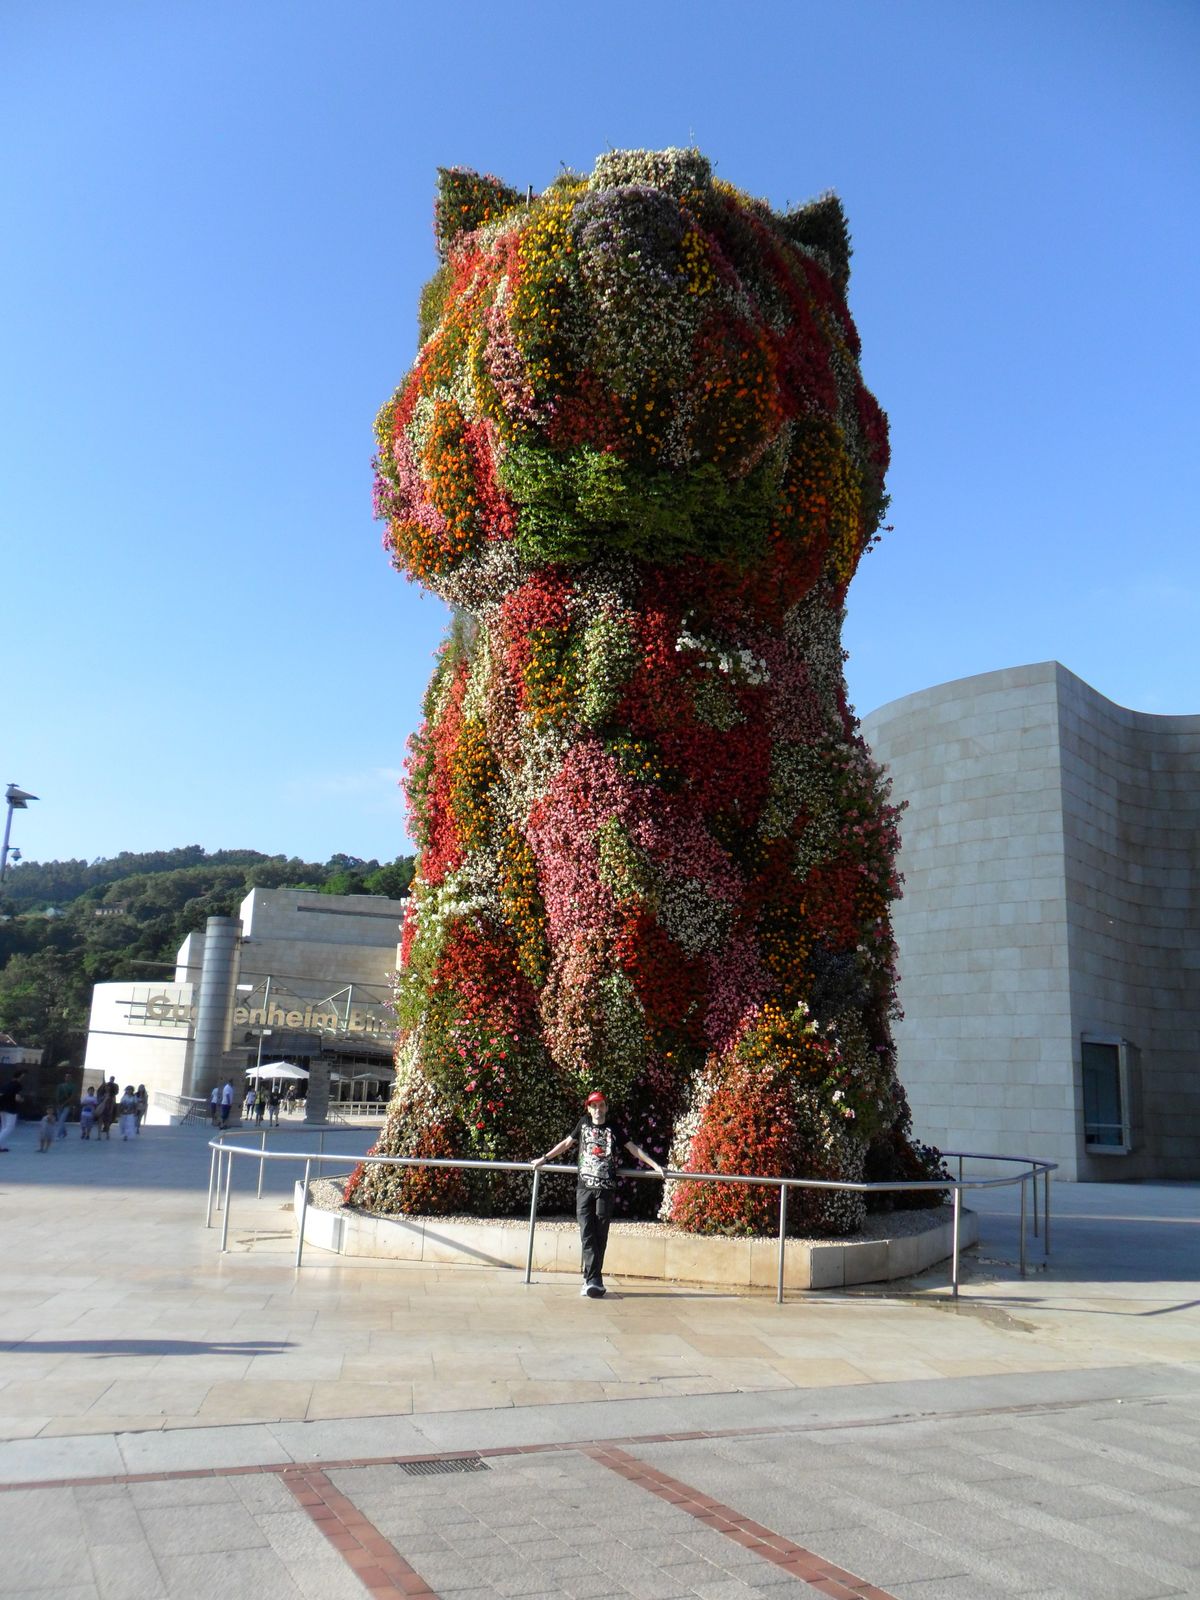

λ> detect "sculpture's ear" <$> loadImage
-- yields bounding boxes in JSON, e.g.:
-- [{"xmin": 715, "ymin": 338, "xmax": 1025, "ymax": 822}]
[
  {"xmin": 780, "ymin": 193, "xmax": 851, "ymax": 295},
  {"xmin": 434, "ymin": 167, "xmax": 522, "ymax": 260}
]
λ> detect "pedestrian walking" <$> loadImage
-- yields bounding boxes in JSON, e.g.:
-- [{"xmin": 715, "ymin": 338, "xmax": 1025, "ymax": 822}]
[
  {"xmin": 268, "ymin": 1088, "xmax": 281, "ymax": 1126},
  {"xmin": 209, "ymin": 1084, "xmax": 220, "ymax": 1126},
  {"xmin": 219, "ymin": 1080, "xmax": 234, "ymax": 1126},
  {"xmin": 37, "ymin": 1107, "xmax": 55, "ymax": 1152},
  {"xmin": 134, "ymin": 1085, "xmax": 148, "ymax": 1132},
  {"xmin": 117, "ymin": 1086, "xmax": 138, "ymax": 1140},
  {"xmin": 0, "ymin": 1071, "xmax": 25, "ymax": 1152},
  {"xmin": 243, "ymin": 1085, "xmax": 256, "ymax": 1120},
  {"xmin": 54, "ymin": 1072, "xmax": 75, "ymax": 1139},
  {"xmin": 96, "ymin": 1084, "xmax": 116, "ymax": 1139},
  {"xmin": 531, "ymin": 1090, "xmax": 663, "ymax": 1298},
  {"xmin": 79, "ymin": 1086, "xmax": 97, "ymax": 1140},
  {"xmin": 254, "ymin": 1088, "xmax": 266, "ymax": 1125}
]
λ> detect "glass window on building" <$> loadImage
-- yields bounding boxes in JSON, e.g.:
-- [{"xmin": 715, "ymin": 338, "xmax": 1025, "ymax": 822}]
[{"xmin": 1082, "ymin": 1038, "xmax": 1135, "ymax": 1150}]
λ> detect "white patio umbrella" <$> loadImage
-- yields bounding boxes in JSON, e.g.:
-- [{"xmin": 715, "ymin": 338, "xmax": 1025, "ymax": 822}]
[{"xmin": 245, "ymin": 1061, "xmax": 309, "ymax": 1081}]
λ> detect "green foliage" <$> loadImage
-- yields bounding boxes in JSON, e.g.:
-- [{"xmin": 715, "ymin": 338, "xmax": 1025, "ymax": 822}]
[
  {"xmin": 418, "ymin": 263, "xmax": 452, "ymax": 346},
  {"xmin": 500, "ymin": 445, "xmax": 782, "ymax": 567},
  {"xmin": 319, "ymin": 869, "xmax": 370, "ymax": 896},
  {"xmin": 579, "ymin": 611, "xmax": 636, "ymax": 727},
  {"xmin": 363, "ymin": 859, "xmax": 416, "ymax": 898},
  {"xmin": 0, "ymin": 950, "xmax": 90, "ymax": 1068},
  {"xmin": 433, "ymin": 167, "xmax": 522, "ymax": 261}
]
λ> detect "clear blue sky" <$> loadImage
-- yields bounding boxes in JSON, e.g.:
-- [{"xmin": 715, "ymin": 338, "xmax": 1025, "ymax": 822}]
[{"xmin": 2, "ymin": 1, "xmax": 1196, "ymax": 869}]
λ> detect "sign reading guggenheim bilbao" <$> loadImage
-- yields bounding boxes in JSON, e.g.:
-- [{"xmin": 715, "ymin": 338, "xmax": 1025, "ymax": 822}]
[{"xmin": 141, "ymin": 994, "xmax": 395, "ymax": 1041}]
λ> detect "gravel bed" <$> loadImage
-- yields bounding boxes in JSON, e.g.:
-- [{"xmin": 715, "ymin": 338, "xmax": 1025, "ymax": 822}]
[{"xmin": 305, "ymin": 1176, "xmax": 953, "ymax": 1245}]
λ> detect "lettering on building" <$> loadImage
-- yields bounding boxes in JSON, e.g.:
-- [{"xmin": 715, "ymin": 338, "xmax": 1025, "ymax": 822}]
[{"xmin": 141, "ymin": 994, "xmax": 393, "ymax": 1039}]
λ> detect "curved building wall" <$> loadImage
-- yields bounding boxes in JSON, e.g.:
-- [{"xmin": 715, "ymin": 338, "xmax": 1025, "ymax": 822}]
[{"xmin": 862, "ymin": 662, "xmax": 1200, "ymax": 1181}]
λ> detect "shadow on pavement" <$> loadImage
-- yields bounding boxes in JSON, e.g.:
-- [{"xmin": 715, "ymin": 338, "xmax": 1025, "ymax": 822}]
[{"xmin": 2, "ymin": 1338, "xmax": 295, "ymax": 1357}]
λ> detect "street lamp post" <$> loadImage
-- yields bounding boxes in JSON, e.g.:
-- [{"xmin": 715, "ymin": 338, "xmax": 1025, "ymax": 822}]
[
  {"xmin": 1, "ymin": 785, "xmax": 38, "ymax": 882},
  {"xmin": 235, "ymin": 977, "xmax": 273, "ymax": 1078}
]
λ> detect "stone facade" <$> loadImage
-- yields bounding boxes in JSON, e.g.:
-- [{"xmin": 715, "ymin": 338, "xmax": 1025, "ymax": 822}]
[
  {"xmin": 83, "ymin": 888, "xmax": 408, "ymax": 1120},
  {"xmin": 861, "ymin": 662, "xmax": 1200, "ymax": 1180}
]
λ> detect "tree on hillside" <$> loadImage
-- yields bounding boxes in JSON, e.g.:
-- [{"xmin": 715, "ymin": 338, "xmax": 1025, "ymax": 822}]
[
  {"xmin": 363, "ymin": 858, "xmax": 415, "ymax": 898},
  {"xmin": 0, "ymin": 950, "xmax": 89, "ymax": 1064}
]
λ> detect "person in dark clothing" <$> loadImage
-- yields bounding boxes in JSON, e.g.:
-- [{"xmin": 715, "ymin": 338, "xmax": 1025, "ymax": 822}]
[
  {"xmin": 532, "ymin": 1091, "xmax": 663, "ymax": 1298},
  {"xmin": 96, "ymin": 1084, "xmax": 116, "ymax": 1139}
]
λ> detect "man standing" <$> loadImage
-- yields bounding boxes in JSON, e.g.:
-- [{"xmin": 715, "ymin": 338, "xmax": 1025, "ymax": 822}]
[
  {"xmin": 219, "ymin": 1079, "xmax": 234, "ymax": 1127},
  {"xmin": 532, "ymin": 1091, "xmax": 663, "ymax": 1298},
  {"xmin": 54, "ymin": 1072, "xmax": 75, "ymax": 1139},
  {"xmin": 209, "ymin": 1084, "xmax": 220, "ymax": 1126}
]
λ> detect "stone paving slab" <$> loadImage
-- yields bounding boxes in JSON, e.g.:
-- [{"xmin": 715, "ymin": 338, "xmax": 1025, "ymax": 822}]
[{"xmin": 1, "ymin": 1122, "xmax": 1198, "ymax": 1596}]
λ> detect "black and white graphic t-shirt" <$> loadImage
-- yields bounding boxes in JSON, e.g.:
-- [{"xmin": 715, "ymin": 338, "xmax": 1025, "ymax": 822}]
[{"xmin": 571, "ymin": 1118, "xmax": 625, "ymax": 1191}]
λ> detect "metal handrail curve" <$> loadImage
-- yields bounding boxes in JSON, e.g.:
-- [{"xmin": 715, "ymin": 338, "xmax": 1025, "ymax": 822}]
[{"xmin": 205, "ymin": 1132, "xmax": 1056, "ymax": 1304}]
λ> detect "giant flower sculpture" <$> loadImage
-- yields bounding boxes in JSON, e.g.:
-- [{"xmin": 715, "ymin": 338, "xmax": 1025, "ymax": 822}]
[{"xmin": 360, "ymin": 148, "xmax": 939, "ymax": 1235}]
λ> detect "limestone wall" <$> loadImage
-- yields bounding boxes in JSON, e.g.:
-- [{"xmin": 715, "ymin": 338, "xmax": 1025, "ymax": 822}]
[
  {"xmin": 862, "ymin": 662, "xmax": 1200, "ymax": 1180},
  {"xmin": 1056, "ymin": 669, "xmax": 1200, "ymax": 1178}
]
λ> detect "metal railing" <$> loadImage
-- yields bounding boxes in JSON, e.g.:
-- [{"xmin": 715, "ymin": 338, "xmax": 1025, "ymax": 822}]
[
  {"xmin": 152, "ymin": 1092, "xmax": 213, "ymax": 1125},
  {"xmin": 205, "ymin": 1135, "xmax": 1055, "ymax": 1303}
]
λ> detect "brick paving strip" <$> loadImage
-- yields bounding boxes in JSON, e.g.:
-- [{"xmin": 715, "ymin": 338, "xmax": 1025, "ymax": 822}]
[
  {"xmin": 584, "ymin": 1443, "xmax": 900, "ymax": 1600},
  {"xmin": 0, "ymin": 1397, "xmax": 1111, "ymax": 1598},
  {"xmin": 0, "ymin": 1420, "xmax": 912, "ymax": 1600},
  {"xmin": 281, "ymin": 1464, "xmax": 438, "ymax": 1598}
]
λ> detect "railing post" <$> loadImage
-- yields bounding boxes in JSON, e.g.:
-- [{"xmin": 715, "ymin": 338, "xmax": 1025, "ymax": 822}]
[
  {"xmin": 524, "ymin": 1167, "xmax": 541, "ymax": 1285},
  {"xmin": 257, "ymin": 1129, "xmax": 267, "ymax": 1200},
  {"xmin": 776, "ymin": 1183, "xmax": 789, "ymax": 1305},
  {"xmin": 219, "ymin": 1146, "xmax": 234, "ymax": 1253},
  {"xmin": 1019, "ymin": 1173, "xmax": 1027, "ymax": 1278},
  {"xmin": 1031, "ymin": 1162, "xmax": 1039, "ymax": 1239},
  {"xmin": 295, "ymin": 1158, "xmax": 312, "ymax": 1270},
  {"xmin": 205, "ymin": 1142, "xmax": 217, "ymax": 1228},
  {"xmin": 318, "ymin": 1131, "xmax": 325, "ymax": 1158},
  {"xmin": 1043, "ymin": 1166, "xmax": 1052, "ymax": 1258},
  {"xmin": 951, "ymin": 1183, "xmax": 961, "ymax": 1300}
]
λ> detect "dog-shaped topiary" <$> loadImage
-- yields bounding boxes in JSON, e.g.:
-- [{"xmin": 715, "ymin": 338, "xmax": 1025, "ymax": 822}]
[{"xmin": 359, "ymin": 148, "xmax": 939, "ymax": 1235}]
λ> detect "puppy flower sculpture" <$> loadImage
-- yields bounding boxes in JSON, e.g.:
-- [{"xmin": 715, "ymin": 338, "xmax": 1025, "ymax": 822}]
[{"xmin": 360, "ymin": 149, "xmax": 939, "ymax": 1235}]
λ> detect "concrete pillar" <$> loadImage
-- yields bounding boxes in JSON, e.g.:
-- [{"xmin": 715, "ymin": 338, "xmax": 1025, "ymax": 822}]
[
  {"xmin": 188, "ymin": 916, "xmax": 241, "ymax": 1098},
  {"xmin": 305, "ymin": 1059, "xmax": 330, "ymax": 1124}
]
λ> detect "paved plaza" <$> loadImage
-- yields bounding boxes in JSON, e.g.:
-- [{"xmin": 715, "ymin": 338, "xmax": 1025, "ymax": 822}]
[{"xmin": 0, "ymin": 1121, "xmax": 1197, "ymax": 1599}]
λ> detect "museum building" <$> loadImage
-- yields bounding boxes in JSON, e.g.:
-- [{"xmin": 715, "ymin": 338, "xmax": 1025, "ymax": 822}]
[
  {"xmin": 862, "ymin": 661, "xmax": 1200, "ymax": 1181},
  {"xmin": 83, "ymin": 887, "xmax": 408, "ymax": 1122}
]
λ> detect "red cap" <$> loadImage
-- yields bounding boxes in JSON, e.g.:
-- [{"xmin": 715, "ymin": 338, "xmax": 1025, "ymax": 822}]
[{"xmin": 585, "ymin": 1090, "xmax": 607, "ymax": 1106}]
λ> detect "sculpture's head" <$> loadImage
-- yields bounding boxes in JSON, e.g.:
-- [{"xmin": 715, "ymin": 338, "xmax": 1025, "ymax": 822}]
[{"xmin": 374, "ymin": 148, "xmax": 888, "ymax": 606}]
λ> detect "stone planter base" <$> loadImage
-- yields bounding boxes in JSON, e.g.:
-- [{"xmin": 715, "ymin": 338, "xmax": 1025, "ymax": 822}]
[{"xmin": 294, "ymin": 1185, "xmax": 978, "ymax": 1291}]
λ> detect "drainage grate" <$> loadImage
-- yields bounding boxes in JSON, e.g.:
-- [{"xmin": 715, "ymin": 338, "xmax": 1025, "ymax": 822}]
[{"xmin": 398, "ymin": 1456, "xmax": 490, "ymax": 1477}]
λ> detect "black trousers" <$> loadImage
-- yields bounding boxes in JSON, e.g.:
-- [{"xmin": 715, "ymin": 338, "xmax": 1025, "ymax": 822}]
[{"xmin": 576, "ymin": 1185, "xmax": 614, "ymax": 1283}]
